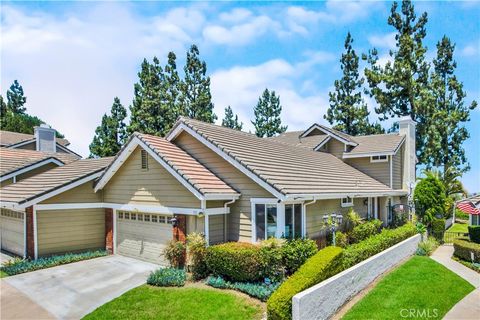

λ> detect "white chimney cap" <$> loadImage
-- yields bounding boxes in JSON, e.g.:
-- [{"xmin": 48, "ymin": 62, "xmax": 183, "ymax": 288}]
[{"xmin": 398, "ymin": 116, "xmax": 416, "ymax": 125}]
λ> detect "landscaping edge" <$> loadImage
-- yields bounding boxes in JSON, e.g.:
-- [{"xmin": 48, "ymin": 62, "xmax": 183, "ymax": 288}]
[{"xmin": 292, "ymin": 234, "xmax": 421, "ymax": 320}]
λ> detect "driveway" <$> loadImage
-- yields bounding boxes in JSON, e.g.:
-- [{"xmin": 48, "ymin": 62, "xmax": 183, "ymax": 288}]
[{"xmin": 1, "ymin": 255, "xmax": 158, "ymax": 319}]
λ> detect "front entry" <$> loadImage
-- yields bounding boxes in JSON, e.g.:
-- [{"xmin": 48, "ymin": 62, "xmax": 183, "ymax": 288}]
[{"xmin": 116, "ymin": 211, "xmax": 173, "ymax": 265}]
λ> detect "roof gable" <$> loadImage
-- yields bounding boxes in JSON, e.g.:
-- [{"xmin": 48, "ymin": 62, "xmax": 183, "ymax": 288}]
[{"xmin": 300, "ymin": 123, "xmax": 358, "ymax": 147}]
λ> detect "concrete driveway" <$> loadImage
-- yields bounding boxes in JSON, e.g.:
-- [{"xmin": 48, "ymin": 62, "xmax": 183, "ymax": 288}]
[{"xmin": 1, "ymin": 255, "xmax": 158, "ymax": 319}]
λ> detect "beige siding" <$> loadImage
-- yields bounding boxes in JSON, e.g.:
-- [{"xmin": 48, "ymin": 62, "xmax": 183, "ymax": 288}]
[
  {"xmin": 346, "ymin": 157, "xmax": 390, "ymax": 186},
  {"xmin": 392, "ymin": 144, "xmax": 404, "ymax": 189},
  {"xmin": 174, "ymin": 131, "xmax": 273, "ymax": 242},
  {"xmin": 103, "ymin": 147, "xmax": 200, "ymax": 208},
  {"xmin": 41, "ymin": 182, "xmax": 102, "ymax": 204},
  {"xmin": 325, "ymin": 139, "xmax": 345, "ymax": 158},
  {"xmin": 187, "ymin": 216, "xmax": 205, "ymax": 235},
  {"xmin": 37, "ymin": 208, "xmax": 105, "ymax": 256},
  {"xmin": 209, "ymin": 215, "xmax": 225, "ymax": 244}
]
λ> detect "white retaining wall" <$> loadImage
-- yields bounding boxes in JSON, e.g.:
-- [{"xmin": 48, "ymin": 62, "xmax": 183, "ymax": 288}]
[{"xmin": 292, "ymin": 234, "xmax": 421, "ymax": 320}]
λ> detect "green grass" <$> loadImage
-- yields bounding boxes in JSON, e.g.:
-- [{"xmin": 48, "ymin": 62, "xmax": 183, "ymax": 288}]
[
  {"xmin": 0, "ymin": 270, "xmax": 8, "ymax": 278},
  {"xmin": 83, "ymin": 285, "xmax": 263, "ymax": 320},
  {"xmin": 447, "ymin": 223, "xmax": 469, "ymax": 233},
  {"xmin": 343, "ymin": 256, "xmax": 474, "ymax": 320}
]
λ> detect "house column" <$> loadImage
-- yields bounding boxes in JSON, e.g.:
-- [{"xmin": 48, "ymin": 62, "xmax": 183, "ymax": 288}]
[
  {"xmin": 25, "ymin": 206, "xmax": 35, "ymax": 259},
  {"xmin": 374, "ymin": 197, "xmax": 378, "ymax": 220},
  {"xmin": 105, "ymin": 208, "xmax": 114, "ymax": 254},
  {"xmin": 276, "ymin": 203, "xmax": 285, "ymax": 238}
]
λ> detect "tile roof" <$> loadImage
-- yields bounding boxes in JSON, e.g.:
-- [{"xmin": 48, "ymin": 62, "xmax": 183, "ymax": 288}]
[
  {"xmin": 173, "ymin": 118, "xmax": 398, "ymax": 196},
  {"xmin": 0, "ymin": 130, "xmax": 70, "ymax": 147},
  {"xmin": 268, "ymin": 131, "xmax": 329, "ymax": 150},
  {"xmin": 136, "ymin": 133, "xmax": 238, "ymax": 196},
  {"xmin": 0, "ymin": 148, "xmax": 79, "ymax": 177},
  {"xmin": 0, "ymin": 157, "xmax": 112, "ymax": 205}
]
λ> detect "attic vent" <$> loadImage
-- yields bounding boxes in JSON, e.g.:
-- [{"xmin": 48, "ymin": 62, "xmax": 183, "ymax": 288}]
[{"xmin": 141, "ymin": 150, "xmax": 149, "ymax": 170}]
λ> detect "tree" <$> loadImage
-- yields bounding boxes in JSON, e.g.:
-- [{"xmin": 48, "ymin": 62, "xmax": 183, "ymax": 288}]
[
  {"xmin": 221, "ymin": 106, "xmax": 243, "ymax": 130},
  {"xmin": 413, "ymin": 170, "xmax": 447, "ymax": 223},
  {"xmin": 363, "ymin": 0, "xmax": 430, "ymax": 162},
  {"xmin": 6, "ymin": 80, "xmax": 27, "ymax": 114},
  {"xmin": 159, "ymin": 52, "xmax": 182, "ymax": 135},
  {"xmin": 326, "ymin": 33, "xmax": 384, "ymax": 135},
  {"xmin": 89, "ymin": 97, "xmax": 127, "ymax": 158},
  {"xmin": 181, "ymin": 45, "xmax": 216, "ymax": 123},
  {"xmin": 423, "ymin": 36, "xmax": 478, "ymax": 174},
  {"xmin": 0, "ymin": 95, "xmax": 6, "ymax": 117},
  {"xmin": 251, "ymin": 89, "xmax": 287, "ymax": 137}
]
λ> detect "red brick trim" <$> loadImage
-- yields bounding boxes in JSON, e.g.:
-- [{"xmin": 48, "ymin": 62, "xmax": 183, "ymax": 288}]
[
  {"xmin": 105, "ymin": 208, "xmax": 113, "ymax": 254},
  {"xmin": 25, "ymin": 206, "xmax": 35, "ymax": 259},
  {"xmin": 173, "ymin": 215, "xmax": 187, "ymax": 242}
]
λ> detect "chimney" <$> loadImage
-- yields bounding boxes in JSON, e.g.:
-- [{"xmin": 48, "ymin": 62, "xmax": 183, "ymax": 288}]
[
  {"xmin": 398, "ymin": 116, "xmax": 416, "ymax": 191},
  {"xmin": 34, "ymin": 124, "xmax": 56, "ymax": 152}
]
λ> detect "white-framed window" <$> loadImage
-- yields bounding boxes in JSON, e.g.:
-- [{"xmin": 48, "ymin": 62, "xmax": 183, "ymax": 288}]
[
  {"xmin": 285, "ymin": 204, "xmax": 303, "ymax": 239},
  {"xmin": 370, "ymin": 155, "xmax": 388, "ymax": 163},
  {"xmin": 341, "ymin": 197, "xmax": 354, "ymax": 207},
  {"xmin": 141, "ymin": 149, "xmax": 149, "ymax": 170},
  {"xmin": 472, "ymin": 215, "xmax": 479, "ymax": 226},
  {"xmin": 254, "ymin": 203, "xmax": 278, "ymax": 241}
]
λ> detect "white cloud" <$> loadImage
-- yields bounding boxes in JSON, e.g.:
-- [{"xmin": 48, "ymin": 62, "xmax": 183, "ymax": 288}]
[
  {"xmin": 461, "ymin": 42, "xmax": 479, "ymax": 57},
  {"xmin": 219, "ymin": 8, "xmax": 253, "ymax": 24},
  {"xmin": 368, "ymin": 32, "xmax": 397, "ymax": 50}
]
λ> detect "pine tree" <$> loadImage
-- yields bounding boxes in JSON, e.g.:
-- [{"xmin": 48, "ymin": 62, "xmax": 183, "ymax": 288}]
[
  {"xmin": 181, "ymin": 45, "xmax": 216, "ymax": 123},
  {"xmin": 89, "ymin": 97, "xmax": 127, "ymax": 158},
  {"xmin": 423, "ymin": 36, "xmax": 477, "ymax": 174},
  {"xmin": 363, "ymin": 0, "xmax": 430, "ymax": 163},
  {"xmin": 158, "ymin": 52, "xmax": 181, "ymax": 136},
  {"xmin": 6, "ymin": 80, "xmax": 27, "ymax": 114},
  {"xmin": 222, "ymin": 106, "xmax": 243, "ymax": 130},
  {"xmin": 0, "ymin": 95, "xmax": 6, "ymax": 117},
  {"xmin": 326, "ymin": 33, "xmax": 384, "ymax": 136},
  {"xmin": 128, "ymin": 58, "xmax": 163, "ymax": 135},
  {"xmin": 252, "ymin": 89, "xmax": 287, "ymax": 137}
]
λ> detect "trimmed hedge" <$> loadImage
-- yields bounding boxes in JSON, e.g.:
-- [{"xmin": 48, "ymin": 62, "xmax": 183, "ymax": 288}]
[
  {"xmin": 453, "ymin": 238, "xmax": 480, "ymax": 263},
  {"xmin": 205, "ymin": 242, "xmax": 263, "ymax": 282},
  {"xmin": 0, "ymin": 250, "xmax": 108, "ymax": 276},
  {"xmin": 206, "ymin": 276, "xmax": 280, "ymax": 301},
  {"xmin": 267, "ymin": 246, "xmax": 343, "ymax": 320},
  {"xmin": 349, "ymin": 219, "xmax": 382, "ymax": 244},
  {"xmin": 147, "ymin": 268, "xmax": 186, "ymax": 287},
  {"xmin": 281, "ymin": 238, "xmax": 318, "ymax": 274},
  {"xmin": 468, "ymin": 226, "xmax": 480, "ymax": 244},
  {"xmin": 431, "ymin": 218, "xmax": 445, "ymax": 242}
]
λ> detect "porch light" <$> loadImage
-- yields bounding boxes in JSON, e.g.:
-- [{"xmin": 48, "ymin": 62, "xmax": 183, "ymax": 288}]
[{"xmin": 169, "ymin": 217, "xmax": 178, "ymax": 227}]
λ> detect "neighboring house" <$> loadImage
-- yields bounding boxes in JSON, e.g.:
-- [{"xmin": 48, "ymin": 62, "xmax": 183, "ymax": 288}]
[
  {"xmin": 456, "ymin": 195, "xmax": 480, "ymax": 226},
  {"xmin": 0, "ymin": 125, "xmax": 80, "ymax": 157},
  {"xmin": 0, "ymin": 116, "xmax": 416, "ymax": 265}
]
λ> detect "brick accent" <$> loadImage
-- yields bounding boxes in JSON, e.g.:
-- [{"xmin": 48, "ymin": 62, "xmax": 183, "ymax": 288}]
[
  {"xmin": 105, "ymin": 208, "xmax": 114, "ymax": 254},
  {"xmin": 25, "ymin": 206, "xmax": 35, "ymax": 258},
  {"xmin": 173, "ymin": 215, "xmax": 187, "ymax": 242}
]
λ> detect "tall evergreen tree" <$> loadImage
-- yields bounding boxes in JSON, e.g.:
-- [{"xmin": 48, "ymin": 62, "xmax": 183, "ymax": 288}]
[
  {"xmin": 363, "ymin": 0, "xmax": 430, "ymax": 163},
  {"xmin": 181, "ymin": 45, "xmax": 216, "ymax": 123},
  {"xmin": 326, "ymin": 33, "xmax": 384, "ymax": 135},
  {"xmin": 6, "ymin": 80, "xmax": 27, "ymax": 114},
  {"xmin": 252, "ymin": 89, "xmax": 287, "ymax": 137},
  {"xmin": 89, "ymin": 97, "xmax": 127, "ymax": 158},
  {"xmin": 424, "ymin": 36, "xmax": 477, "ymax": 174},
  {"xmin": 159, "ymin": 52, "xmax": 182, "ymax": 135},
  {"xmin": 0, "ymin": 95, "xmax": 7, "ymax": 117},
  {"xmin": 128, "ymin": 57, "xmax": 163, "ymax": 135},
  {"xmin": 222, "ymin": 106, "xmax": 243, "ymax": 130}
]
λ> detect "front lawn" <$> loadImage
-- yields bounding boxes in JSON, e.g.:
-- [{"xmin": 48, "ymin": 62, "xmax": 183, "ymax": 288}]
[
  {"xmin": 83, "ymin": 285, "xmax": 264, "ymax": 320},
  {"xmin": 342, "ymin": 256, "xmax": 474, "ymax": 320},
  {"xmin": 447, "ymin": 223, "xmax": 469, "ymax": 233}
]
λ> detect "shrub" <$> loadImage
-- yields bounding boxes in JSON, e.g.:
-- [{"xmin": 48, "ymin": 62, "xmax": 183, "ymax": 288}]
[
  {"xmin": 453, "ymin": 238, "xmax": 480, "ymax": 262},
  {"xmin": 468, "ymin": 226, "xmax": 480, "ymax": 244},
  {"xmin": 349, "ymin": 219, "xmax": 382, "ymax": 244},
  {"xmin": 431, "ymin": 218, "xmax": 445, "ymax": 243},
  {"xmin": 147, "ymin": 268, "xmax": 186, "ymax": 287},
  {"xmin": 267, "ymin": 246, "xmax": 343, "ymax": 320},
  {"xmin": 344, "ymin": 208, "xmax": 362, "ymax": 232},
  {"xmin": 0, "ymin": 250, "xmax": 108, "ymax": 276},
  {"xmin": 335, "ymin": 231, "xmax": 349, "ymax": 248},
  {"xmin": 163, "ymin": 240, "xmax": 186, "ymax": 268},
  {"xmin": 342, "ymin": 223, "xmax": 416, "ymax": 269},
  {"xmin": 186, "ymin": 233, "xmax": 208, "ymax": 280},
  {"xmin": 414, "ymin": 171, "xmax": 447, "ymax": 221},
  {"xmin": 281, "ymin": 238, "xmax": 318, "ymax": 274},
  {"xmin": 259, "ymin": 242, "xmax": 285, "ymax": 282},
  {"xmin": 206, "ymin": 276, "xmax": 280, "ymax": 301},
  {"xmin": 416, "ymin": 237, "xmax": 439, "ymax": 256},
  {"xmin": 205, "ymin": 242, "xmax": 263, "ymax": 282}
]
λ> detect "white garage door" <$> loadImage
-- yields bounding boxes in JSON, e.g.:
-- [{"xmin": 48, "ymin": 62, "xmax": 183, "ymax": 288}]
[
  {"xmin": 0, "ymin": 209, "xmax": 24, "ymax": 256},
  {"xmin": 116, "ymin": 211, "xmax": 173, "ymax": 265}
]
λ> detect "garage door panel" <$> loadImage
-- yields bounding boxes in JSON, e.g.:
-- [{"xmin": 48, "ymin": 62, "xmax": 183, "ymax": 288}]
[{"xmin": 0, "ymin": 210, "xmax": 24, "ymax": 256}]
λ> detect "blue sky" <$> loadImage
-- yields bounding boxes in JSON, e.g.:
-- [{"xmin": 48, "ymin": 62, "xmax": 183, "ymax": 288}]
[{"xmin": 1, "ymin": 1, "xmax": 479, "ymax": 192}]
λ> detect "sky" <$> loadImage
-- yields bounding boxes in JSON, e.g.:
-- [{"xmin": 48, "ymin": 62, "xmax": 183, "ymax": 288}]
[{"xmin": 1, "ymin": 1, "xmax": 479, "ymax": 192}]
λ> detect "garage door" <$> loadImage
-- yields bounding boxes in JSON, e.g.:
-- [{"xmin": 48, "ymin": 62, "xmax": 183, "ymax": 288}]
[
  {"xmin": 0, "ymin": 209, "xmax": 24, "ymax": 256},
  {"xmin": 116, "ymin": 211, "xmax": 172, "ymax": 265}
]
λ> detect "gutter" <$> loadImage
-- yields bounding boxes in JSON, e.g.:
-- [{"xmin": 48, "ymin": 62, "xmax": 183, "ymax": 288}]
[{"xmin": 303, "ymin": 197, "xmax": 318, "ymax": 238}]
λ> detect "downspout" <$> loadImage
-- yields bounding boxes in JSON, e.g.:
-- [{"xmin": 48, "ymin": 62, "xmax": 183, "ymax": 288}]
[
  {"xmin": 201, "ymin": 200, "xmax": 208, "ymax": 246},
  {"xmin": 303, "ymin": 197, "xmax": 318, "ymax": 238},
  {"xmin": 223, "ymin": 198, "xmax": 237, "ymax": 242}
]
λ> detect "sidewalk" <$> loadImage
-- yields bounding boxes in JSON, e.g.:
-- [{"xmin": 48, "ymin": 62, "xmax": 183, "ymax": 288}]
[{"xmin": 431, "ymin": 245, "xmax": 480, "ymax": 320}]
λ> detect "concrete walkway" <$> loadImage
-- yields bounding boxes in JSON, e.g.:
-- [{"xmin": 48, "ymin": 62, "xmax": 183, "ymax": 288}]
[
  {"xmin": 1, "ymin": 281, "xmax": 55, "ymax": 320},
  {"xmin": 431, "ymin": 245, "xmax": 480, "ymax": 320}
]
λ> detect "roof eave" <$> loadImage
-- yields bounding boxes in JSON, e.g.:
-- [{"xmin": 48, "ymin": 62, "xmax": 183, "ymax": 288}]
[{"xmin": 284, "ymin": 190, "xmax": 408, "ymax": 201}]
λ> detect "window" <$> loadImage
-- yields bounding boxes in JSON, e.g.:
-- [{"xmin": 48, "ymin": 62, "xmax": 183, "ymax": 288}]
[
  {"xmin": 152, "ymin": 215, "xmax": 158, "ymax": 223},
  {"xmin": 144, "ymin": 214, "xmax": 150, "ymax": 222},
  {"xmin": 285, "ymin": 204, "xmax": 303, "ymax": 239},
  {"xmin": 472, "ymin": 215, "xmax": 479, "ymax": 226},
  {"xmin": 370, "ymin": 155, "xmax": 388, "ymax": 163},
  {"xmin": 138, "ymin": 213, "xmax": 143, "ymax": 221},
  {"xmin": 141, "ymin": 150, "xmax": 149, "ymax": 170},
  {"xmin": 118, "ymin": 212, "xmax": 123, "ymax": 219},
  {"xmin": 131, "ymin": 213, "xmax": 137, "ymax": 220},
  {"xmin": 124, "ymin": 212, "xmax": 130, "ymax": 219},
  {"xmin": 341, "ymin": 197, "xmax": 353, "ymax": 207},
  {"xmin": 255, "ymin": 204, "xmax": 277, "ymax": 241}
]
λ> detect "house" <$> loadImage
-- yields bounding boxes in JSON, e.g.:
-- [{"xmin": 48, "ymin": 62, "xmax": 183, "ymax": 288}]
[
  {"xmin": 456, "ymin": 195, "xmax": 480, "ymax": 226},
  {"xmin": 0, "ymin": 116, "xmax": 416, "ymax": 265}
]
